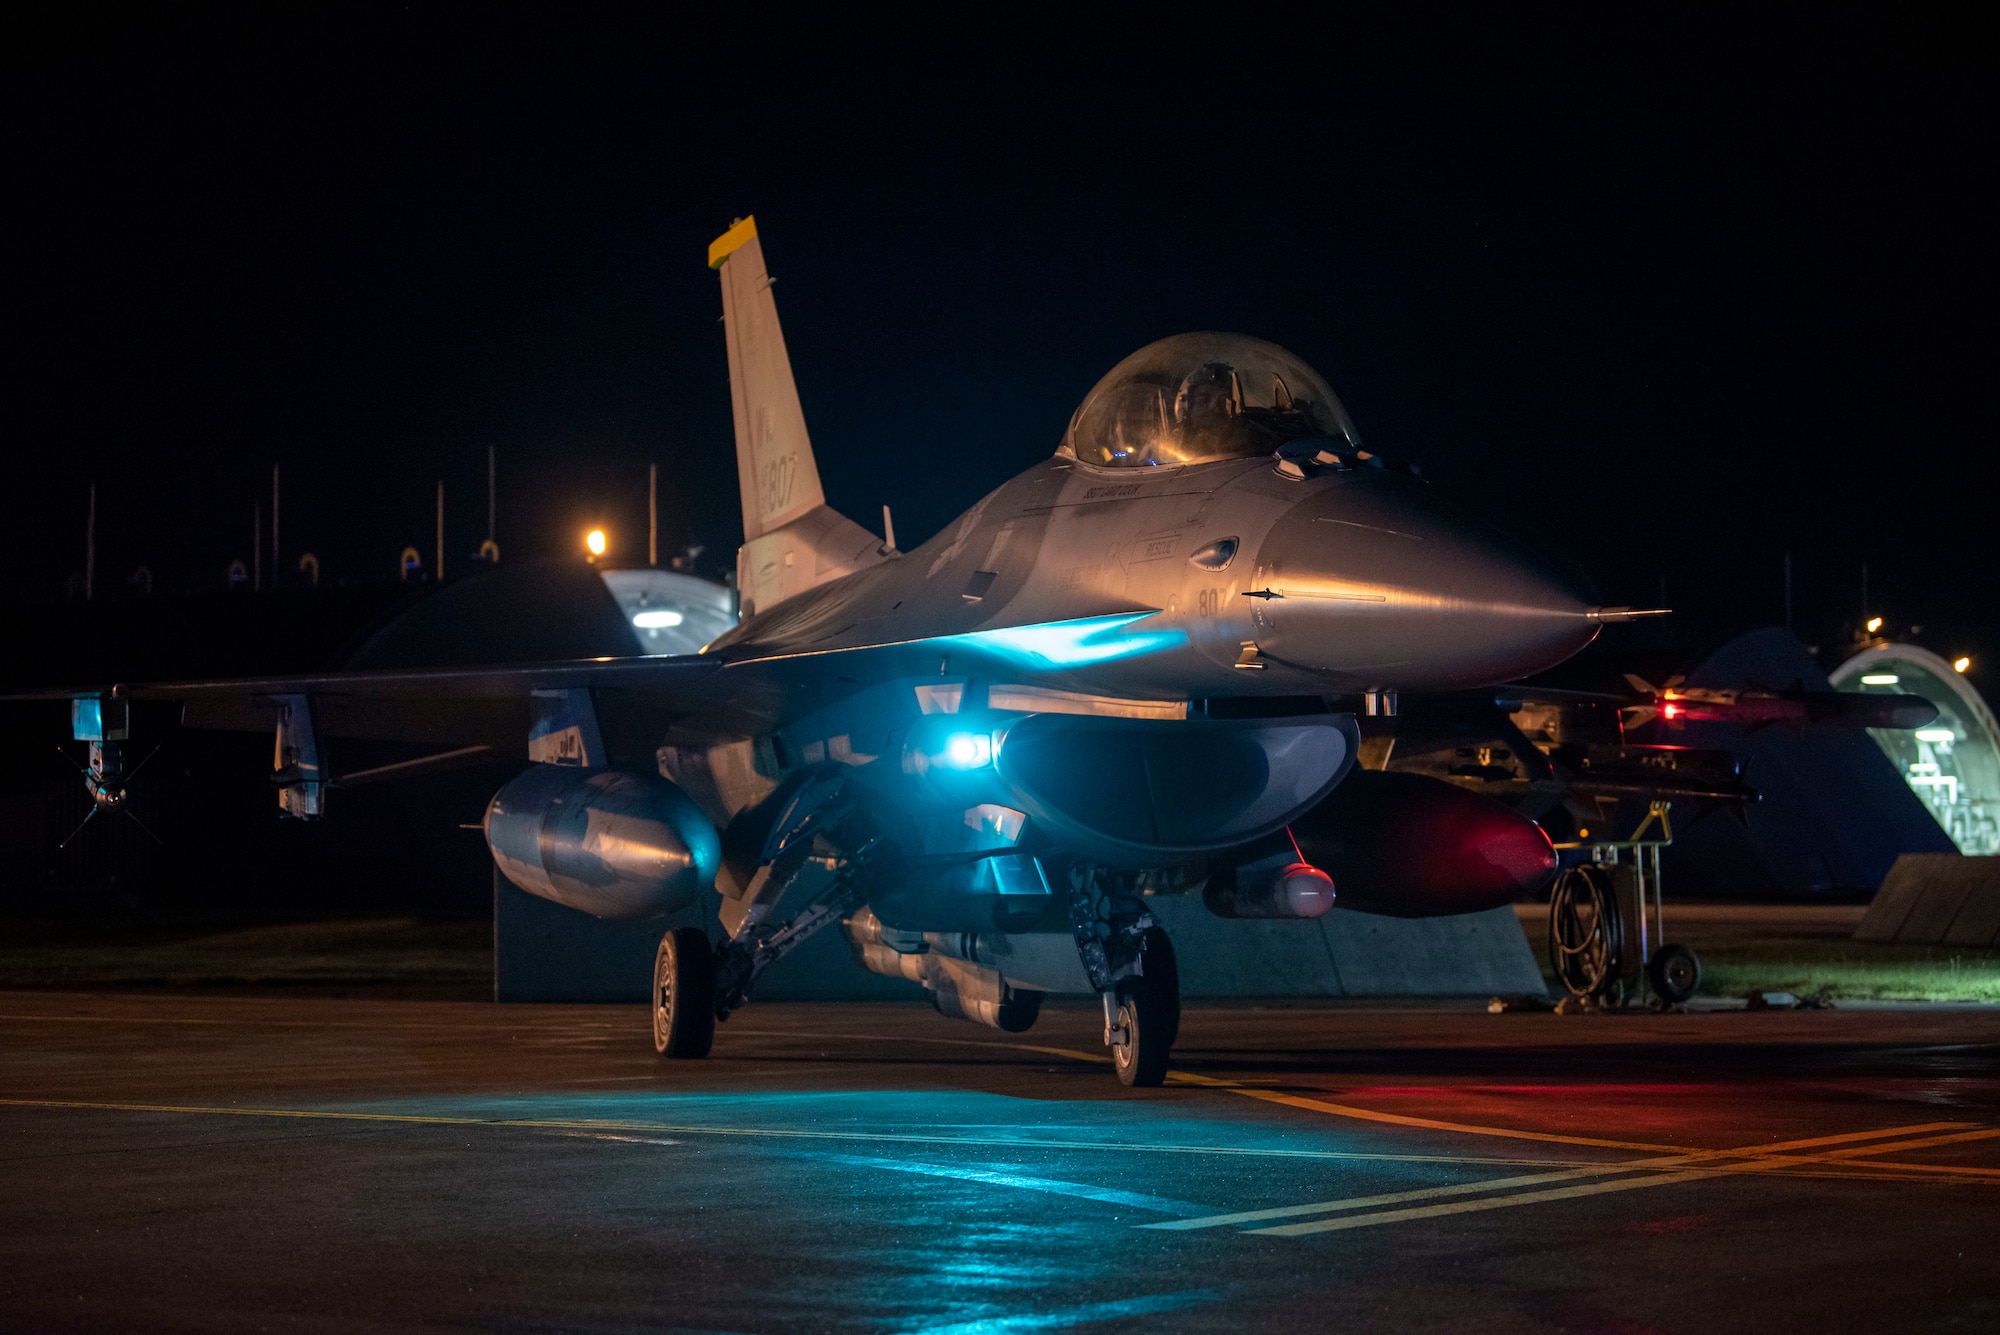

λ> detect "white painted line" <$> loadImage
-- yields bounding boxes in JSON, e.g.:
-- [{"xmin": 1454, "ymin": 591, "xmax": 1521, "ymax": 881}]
[
  {"xmin": 1148, "ymin": 1164, "xmax": 1647, "ymax": 1230},
  {"xmin": 1253, "ymin": 1170, "xmax": 1729, "ymax": 1236},
  {"xmin": 801, "ymin": 1151, "xmax": 1214, "ymax": 1216},
  {"xmin": 1150, "ymin": 1121, "xmax": 1980, "ymax": 1231}
]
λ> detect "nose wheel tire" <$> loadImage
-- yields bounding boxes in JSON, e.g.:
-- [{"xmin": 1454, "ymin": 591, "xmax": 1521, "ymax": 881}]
[
  {"xmin": 1110, "ymin": 977, "xmax": 1173, "ymax": 1087},
  {"xmin": 1142, "ymin": 926, "xmax": 1182, "ymax": 1050},
  {"xmin": 653, "ymin": 927, "xmax": 716, "ymax": 1059},
  {"xmin": 1647, "ymin": 942, "xmax": 1702, "ymax": 1004}
]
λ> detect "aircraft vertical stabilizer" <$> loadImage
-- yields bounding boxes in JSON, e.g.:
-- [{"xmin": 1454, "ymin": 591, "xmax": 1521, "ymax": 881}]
[{"xmin": 709, "ymin": 217, "xmax": 884, "ymax": 617}]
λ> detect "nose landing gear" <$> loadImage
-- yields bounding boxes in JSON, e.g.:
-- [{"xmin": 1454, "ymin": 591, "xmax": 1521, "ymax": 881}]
[
  {"xmin": 1107, "ymin": 935, "xmax": 1178, "ymax": 1087},
  {"xmin": 1069, "ymin": 864, "xmax": 1182, "ymax": 1087}
]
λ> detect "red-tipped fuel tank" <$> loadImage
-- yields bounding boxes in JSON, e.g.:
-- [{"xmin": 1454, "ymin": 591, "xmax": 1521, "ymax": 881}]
[{"xmin": 1289, "ymin": 770, "xmax": 1556, "ymax": 917}]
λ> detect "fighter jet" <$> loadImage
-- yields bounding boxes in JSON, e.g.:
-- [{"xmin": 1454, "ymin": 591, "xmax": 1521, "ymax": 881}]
[{"xmin": 30, "ymin": 217, "xmax": 1649, "ymax": 1085}]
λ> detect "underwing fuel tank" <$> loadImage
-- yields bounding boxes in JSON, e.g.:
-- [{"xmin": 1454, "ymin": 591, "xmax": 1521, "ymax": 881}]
[
  {"xmin": 485, "ymin": 766, "xmax": 720, "ymax": 919},
  {"xmin": 1288, "ymin": 770, "xmax": 1556, "ymax": 917}
]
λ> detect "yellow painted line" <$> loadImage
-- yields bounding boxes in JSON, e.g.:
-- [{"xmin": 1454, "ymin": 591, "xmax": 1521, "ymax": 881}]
[
  {"xmin": 1022, "ymin": 1046, "xmax": 1680, "ymax": 1153},
  {"xmin": 1159, "ymin": 1065, "xmax": 1694, "ymax": 1154},
  {"xmin": 0, "ymin": 1012, "xmax": 534, "ymax": 1033},
  {"xmin": 1754, "ymin": 1125, "xmax": 1978, "ymax": 1152},
  {"xmin": 1013, "ymin": 1042, "xmax": 1113, "ymax": 1065},
  {"xmin": 1249, "ymin": 1128, "xmax": 2000, "ymax": 1237},
  {"xmin": 1003, "ymin": 1042, "xmax": 2000, "ymax": 1178},
  {"xmin": 1252, "ymin": 1170, "xmax": 1729, "ymax": 1236},
  {"xmin": 0, "ymin": 1098, "xmax": 1573, "ymax": 1168},
  {"xmin": 1149, "ymin": 1123, "xmax": 1978, "ymax": 1231},
  {"xmin": 1817, "ymin": 1127, "xmax": 2000, "ymax": 1169}
]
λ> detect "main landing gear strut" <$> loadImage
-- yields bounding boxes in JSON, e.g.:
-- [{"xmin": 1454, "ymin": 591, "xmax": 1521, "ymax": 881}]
[
  {"xmin": 655, "ymin": 773, "xmax": 873, "ymax": 1061},
  {"xmin": 653, "ymin": 841, "xmax": 1186, "ymax": 1092}
]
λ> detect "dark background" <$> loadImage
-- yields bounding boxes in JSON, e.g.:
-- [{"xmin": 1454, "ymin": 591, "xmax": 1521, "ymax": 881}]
[{"xmin": 6, "ymin": 8, "xmax": 1993, "ymax": 669}]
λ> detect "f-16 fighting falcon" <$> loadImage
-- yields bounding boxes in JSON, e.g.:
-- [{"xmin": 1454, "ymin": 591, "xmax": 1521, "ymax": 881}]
[{"xmin": 30, "ymin": 217, "xmax": 1672, "ymax": 1085}]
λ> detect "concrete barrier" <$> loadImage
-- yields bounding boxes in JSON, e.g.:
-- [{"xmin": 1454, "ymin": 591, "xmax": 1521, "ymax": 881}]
[
  {"xmin": 1854, "ymin": 854, "xmax": 2000, "ymax": 945},
  {"xmin": 495, "ymin": 872, "xmax": 1548, "ymax": 1002}
]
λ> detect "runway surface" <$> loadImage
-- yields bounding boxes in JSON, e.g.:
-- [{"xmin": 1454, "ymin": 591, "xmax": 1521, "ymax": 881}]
[{"xmin": 2, "ymin": 991, "xmax": 1996, "ymax": 1333}]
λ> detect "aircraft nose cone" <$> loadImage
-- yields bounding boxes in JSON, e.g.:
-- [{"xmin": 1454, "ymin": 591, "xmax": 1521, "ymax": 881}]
[{"xmin": 1250, "ymin": 475, "xmax": 1597, "ymax": 691}]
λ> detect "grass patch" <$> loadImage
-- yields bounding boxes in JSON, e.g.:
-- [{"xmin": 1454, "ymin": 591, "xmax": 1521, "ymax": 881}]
[
  {"xmin": 0, "ymin": 917, "xmax": 491, "ymax": 997},
  {"xmin": 1687, "ymin": 938, "xmax": 2000, "ymax": 1004},
  {"xmin": 1524, "ymin": 909, "xmax": 2000, "ymax": 1004}
]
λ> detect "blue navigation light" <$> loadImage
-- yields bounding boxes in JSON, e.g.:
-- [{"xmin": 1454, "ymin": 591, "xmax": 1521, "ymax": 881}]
[
  {"xmin": 948, "ymin": 612, "xmax": 1187, "ymax": 670},
  {"xmin": 940, "ymin": 731, "xmax": 993, "ymax": 769}
]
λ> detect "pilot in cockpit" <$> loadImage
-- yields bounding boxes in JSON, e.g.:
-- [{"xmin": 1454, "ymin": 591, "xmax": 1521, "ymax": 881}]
[{"xmin": 1173, "ymin": 362, "xmax": 1242, "ymax": 457}]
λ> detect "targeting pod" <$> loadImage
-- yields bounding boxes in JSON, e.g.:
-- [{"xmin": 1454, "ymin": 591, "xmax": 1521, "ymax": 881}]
[
  {"xmin": 1203, "ymin": 857, "xmax": 1336, "ymax": 919},
  {"xmin": 1203, "ymin": 829, "xmax": 1336, "ymax": 919}
]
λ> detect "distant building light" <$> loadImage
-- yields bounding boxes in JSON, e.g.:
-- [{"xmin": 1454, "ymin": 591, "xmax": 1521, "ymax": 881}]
[
  {"xmin": 1859, "ymin": 674, "xmax": 1899, "ymax": 686},
  {"xmin": 632, "ymin": 610, "xmax": 684, "ymax": 629},
  {"xmin": 1865, "ymin": 617, "xmax": 1884, "ymax": 634},
  {"xmin": 585, "ymin": 529, "xmax": 608, "ymax": 557},
  {"xmin": 1914, "ymin": 729, "xmax": 1956, "ymax": 745},
  {"xmin": 1955, "ymin": 657, "xmax": 1972, "ymax": 674}
]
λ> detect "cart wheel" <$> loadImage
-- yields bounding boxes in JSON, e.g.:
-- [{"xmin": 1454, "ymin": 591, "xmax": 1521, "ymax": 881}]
[
  {"xmin": 1647, "ymin": 942, "xmax": 1701, "ymax": 1004},
  {"xmin": 1549, "ymin": 865, "xmax": 1622, "ymax": 1000}
]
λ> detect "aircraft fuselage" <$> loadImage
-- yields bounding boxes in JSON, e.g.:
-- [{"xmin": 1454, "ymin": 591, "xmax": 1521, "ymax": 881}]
[{"xmin": 716, "ymin": 450, "xmax": 1599, "ymax": 706}]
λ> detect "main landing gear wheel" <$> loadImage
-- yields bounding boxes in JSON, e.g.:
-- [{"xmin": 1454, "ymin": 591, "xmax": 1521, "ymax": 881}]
[
  {"xmin": 653, "ymin": 927, "xmax": 716, "ymax": 1059},
  {"xmin": 1647, "ymin": 942, "xmax": 1702, "ymax": 1004},
  {"xmin": 1141, "ymin": 925, "xmax": 1181, "ymax": 1050}
]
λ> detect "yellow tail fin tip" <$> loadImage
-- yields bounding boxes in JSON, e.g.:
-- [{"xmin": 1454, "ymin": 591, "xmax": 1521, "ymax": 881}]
[{"xmin": 707, "ymin": 216, "xmax": 758, "ymax": 269}]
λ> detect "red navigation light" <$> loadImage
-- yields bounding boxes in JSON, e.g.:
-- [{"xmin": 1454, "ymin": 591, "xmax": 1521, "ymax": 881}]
[{"xmin": 1662, "ymin": 702, "xmax": 1681, "ymax": 719}]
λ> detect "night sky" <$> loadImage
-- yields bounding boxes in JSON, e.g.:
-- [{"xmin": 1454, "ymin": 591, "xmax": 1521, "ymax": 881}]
[{"xmin": 8, "ymin": 11, "xmax": 1994, "ymax": 672}]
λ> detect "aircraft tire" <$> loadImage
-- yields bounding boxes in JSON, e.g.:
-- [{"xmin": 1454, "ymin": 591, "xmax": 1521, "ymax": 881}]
[
  {"xmin": 1647, "ymin": 942, "xmax": 1701, "ymax": 1004},
  {"xmin": 653, "ymin": 927, "xmax": 716, "ymax": 1059},
  {"xmin": 1141, "ymin": 926, "xmax": 1181, "ymax": 1049},
  {"xmin": 1111, "ymin": 977, "xmax": 1172, "ymax": 1088}
]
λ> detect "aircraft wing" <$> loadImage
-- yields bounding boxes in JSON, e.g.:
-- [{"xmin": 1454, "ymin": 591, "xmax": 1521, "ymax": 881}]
[
  {"xmin": 5, "ymin": 656, "xmax": 727, "ymax": 748},
  {"xmin": 6, "ymin": 605, "xmax": 1204, "ymax": 755}
]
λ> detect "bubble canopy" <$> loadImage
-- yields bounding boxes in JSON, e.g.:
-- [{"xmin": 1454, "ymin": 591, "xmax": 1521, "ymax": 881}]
[{"xmin": 1060, "ymin": 332, "xmax": 1359, "ymax": 469}]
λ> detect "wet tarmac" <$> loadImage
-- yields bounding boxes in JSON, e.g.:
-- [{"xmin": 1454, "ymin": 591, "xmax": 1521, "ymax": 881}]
[{"xmin": 2, "ymin": 991, "xmax": 1996, "ymax": 1333}]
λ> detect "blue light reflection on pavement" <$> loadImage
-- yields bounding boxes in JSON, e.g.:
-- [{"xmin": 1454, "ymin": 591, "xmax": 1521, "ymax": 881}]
[
  {"xmin": 273, "ymin": 1088, "xmax": 1486, "ymax": 1329},
  {"xmin": 791, "ymin": 1150, "xmax": 1215, "ymax": 1216},
  {"xmin": 901, "ymin": 1289, "xmax": 1224, "ymax": 1335},
  {"xmin": 284, "ymin": 1088, "xmax": 1357, "ymax": 1327},
  {"xmin": 294, "ymin": 1087, "xmax": 1423, "ymax": 1164}
]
